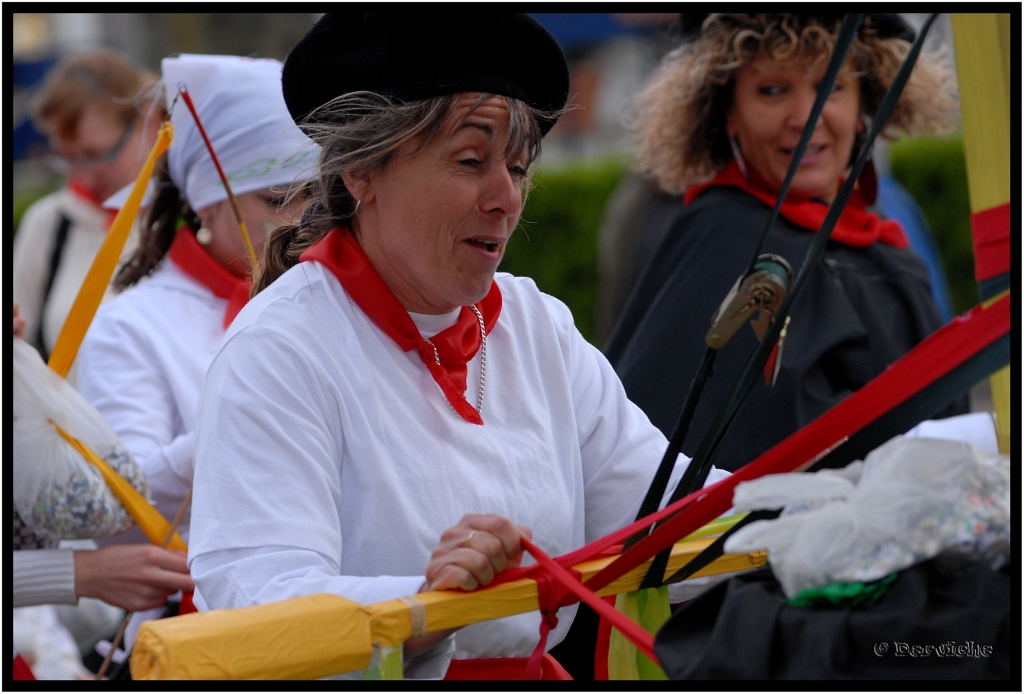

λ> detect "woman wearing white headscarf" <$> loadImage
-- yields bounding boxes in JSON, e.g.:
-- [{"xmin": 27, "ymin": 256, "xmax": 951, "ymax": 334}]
[{"xmin": 77, "ymin": 55, "xmax": 315, "ymax": 545}]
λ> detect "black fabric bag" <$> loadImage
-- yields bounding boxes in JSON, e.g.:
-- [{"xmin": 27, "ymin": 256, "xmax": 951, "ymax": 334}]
[{"xmin": 654, "ymin": 559, "xmax": 1015, "ymax": 680}]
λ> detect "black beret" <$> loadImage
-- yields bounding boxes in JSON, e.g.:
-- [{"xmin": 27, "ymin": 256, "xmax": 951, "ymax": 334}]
[
  {"xmin": 679, "ymin": 13, "xmax": 915, "ymax": 43},
  {"xmin": 282, "ymin": 13, "xmax": 570, "ymax": 136}
]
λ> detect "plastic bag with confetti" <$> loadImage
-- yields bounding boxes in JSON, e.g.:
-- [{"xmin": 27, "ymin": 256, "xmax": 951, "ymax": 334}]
[
  {"xmin": 13, "ymin": 337, "xmax": 149, "ymax": 542},
  {"xmin": 724, "ymin": 435, "xmax": 1010, "ymax": 598}
]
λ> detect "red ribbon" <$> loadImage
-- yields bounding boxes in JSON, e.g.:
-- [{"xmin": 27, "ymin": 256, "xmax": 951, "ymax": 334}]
[
  {"xmin": 524, "ymin": 562, "xmax": 581, "ymax": 679},
  {"xmin": 473, "ymin": 293, "xmax": 1009, "ymax": 665},
  {"xmin": 585, "ymin": 292, "xmax": 1010, "ymax": 595},
  {"xmin": 300, "ymin": 227, "xmax": 501, "ymax": 425},
  {"xmin": 178, "ymin": 89, "xmax": 236, "ymax": 205},
  {"xmin": 970, "ymin": 202, "xmax": 1010, "ymax": 282},
  {"xmin": 444, "ymin": 654, "xmax": 572, "ymax": 680},
  {"xmin": 179, "ymin": 591, "xmax": 198, "ymax": 615},
  {"xmin": 166, "ymin": 226, "xmax": 251, "ymax": 329},
  {"xmin": 684, "ymin": 160, "xmax": 909, "ymax": 248},
  {"xmin": 12, "ymin": 653, "xmax": 35, "ymax": 681},
  {"xmin": 521, "ymin": 537, "xmax": 660, "ymax": 669}
]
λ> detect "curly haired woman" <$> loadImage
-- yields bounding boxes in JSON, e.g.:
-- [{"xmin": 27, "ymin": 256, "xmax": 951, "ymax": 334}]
[{"xmin": 604, "ymin": 14, "xmax": 965, "ymax": 473}]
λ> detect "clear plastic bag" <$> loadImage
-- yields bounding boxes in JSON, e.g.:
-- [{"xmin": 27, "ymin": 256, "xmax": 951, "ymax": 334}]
[
  {"xmin": 724, "ymin": 435, "xmax": 1010, "ymax": 598},
  {"xmin": 13, "ymin": 337, "xmax": 149, "ymax": 541}
]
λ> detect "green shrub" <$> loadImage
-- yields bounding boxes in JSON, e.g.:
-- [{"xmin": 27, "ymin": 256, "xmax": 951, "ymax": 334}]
[
  {"xmin": 889, "ymin": 134, "xmax": 976, "ymax": 314},
  {"xmin": 500, "ymin": 158, "xmax": 628, "ymax": 344},
  {"xmin": 502, "ymin": 142, "xmax": 978, "ymax": 347},
  {"xmin": 14, "ymin": 183, "xmax": 60, "ymax": 233}
]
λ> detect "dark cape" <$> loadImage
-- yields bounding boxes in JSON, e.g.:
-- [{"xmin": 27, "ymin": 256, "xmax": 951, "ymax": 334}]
[
  {"xmin": 604, "ymin": 185, "xmax": 967, "ymax": 473},
  {"xmin": 552, "ymin": 186, "xmax": 968, "ymax": 681},
  {"xmin": 654, "ymin": 559, "xmax": 1015, "ymax": 680}
]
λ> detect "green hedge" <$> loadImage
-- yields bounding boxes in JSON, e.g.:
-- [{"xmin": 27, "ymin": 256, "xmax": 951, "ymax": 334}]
[
  {"xmin": 14, "ymin": 182, "xmax": 60, "ymax": 233},
  {"xmin": 888, "ymin": 134, "xmax": 976, "ymax": 315},
  {"xmin": 13, "ymin": 140, "xmax": 974, "ymax": 341},
  {"xmin": 502, "ymin": 138, "xmax": 977, "ymax": 345},
  {"xmin": 499, "ymin": 157, "xmax": 627, "ymax": 343}
]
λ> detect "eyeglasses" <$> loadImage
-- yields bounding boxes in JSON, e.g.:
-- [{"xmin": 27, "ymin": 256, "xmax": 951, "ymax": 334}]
[{"xmin": 47, "ymin": 121, "xmax": 136, "ymax": 172}]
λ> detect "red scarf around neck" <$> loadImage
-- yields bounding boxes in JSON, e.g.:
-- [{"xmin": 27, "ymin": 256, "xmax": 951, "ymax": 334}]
[
  {"xmin": 300, "ymin": 227, "xmax": 501, "ymax": 425},
  {"xmin": 167, "ymin": 225, "xmax": 251, "ymax": 329},
  {"xmin": 69, "ymin": 179, "xmax": 117, "ymax": 228},
  {"xmin": 683, "ymin": 160, "xmax": 908, "ymax": 248}
]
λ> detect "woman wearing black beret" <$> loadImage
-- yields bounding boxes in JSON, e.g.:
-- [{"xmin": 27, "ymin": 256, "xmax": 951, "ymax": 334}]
[{"xmin": 186, "ymin": 13, "xmax": 730, "ymax": 679}]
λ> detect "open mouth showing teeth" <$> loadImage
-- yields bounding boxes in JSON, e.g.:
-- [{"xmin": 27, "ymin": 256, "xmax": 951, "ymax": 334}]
[
  {"xmin": 466, "ymin": 239, "xmax": 502, "ymax": 253},
  {"xmin": 783, "ymin": 145, "xmax": 825, "ymax": 155}
]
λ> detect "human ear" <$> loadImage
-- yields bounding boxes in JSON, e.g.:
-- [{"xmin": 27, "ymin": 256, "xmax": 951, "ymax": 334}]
[
  {"xmin": 341, "ymin": 170, "xmax": 374, "ymax": 205},
  {"xmin": 195, "ymin": 204, "xmax": 214, "ymax": 228},
  {"xmin": 725, "ymin": 107, "xmax": 739, "ymax": 140}
]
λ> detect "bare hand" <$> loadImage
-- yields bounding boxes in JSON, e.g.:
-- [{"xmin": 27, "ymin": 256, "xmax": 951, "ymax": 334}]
[
  {"xmin": 74, "ymin": 545, "xmax": 195, "ymax": 612},
  {"xmin": 403, "ymin": 515, "xmax": 531, "ymax": 657},
  {"xmin": 424, "ymin": 513, "xmax": 532, "ymax": 592},
  {"xmin": 13, "ymin": 301, "xmax": 26, "ymax": 339}
]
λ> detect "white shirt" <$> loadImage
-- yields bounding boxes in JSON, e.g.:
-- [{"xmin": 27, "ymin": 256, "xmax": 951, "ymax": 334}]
[
  {"xmin": 77, "ymin": 258, "xmax": 229, "ymax": 543},
  {"xmin": 13, "ymin": 188, "xmax": 139, "ymax": 369},
  {"xmin": 189, "ymin": 261, "xmax": 727, "ymax": 674}
]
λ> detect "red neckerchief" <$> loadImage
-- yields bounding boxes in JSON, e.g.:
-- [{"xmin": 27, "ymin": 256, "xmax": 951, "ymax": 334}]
[
  {"xmin": 166, "ymin": 225, "xmax": 251, "ymax": 329},
  {"xmin": 300, "ymin": 227, "xmax": 502, "ymax": 425},
  {"xmin": 68, "ymin": 179, "xmax": 117, "ymax": 228},
  {"xmin": 683, "ymin": 160, "xmax": 908, "ymax": 248}
]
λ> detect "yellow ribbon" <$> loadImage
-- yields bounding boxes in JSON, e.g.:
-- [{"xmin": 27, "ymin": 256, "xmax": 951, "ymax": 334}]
[
  {"xmin": 48, "ymin": 121, "xmax": 174, "ymax": 378},
  {"xmin": 38, "ymin": 121, "xmax": 187, "ymax": 552},
  {"xmin": 50, "ymin": 420, "xmax": 187, "ymax": 552}
]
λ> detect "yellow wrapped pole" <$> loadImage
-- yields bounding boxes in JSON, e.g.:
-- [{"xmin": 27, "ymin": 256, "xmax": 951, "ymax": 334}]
[
  {"xmin": 132, "ymin": 594, "xmax": 375, "ymax": 680},
  {"xmin": 951, "ymin": 13, "xmax": 1011, "ymax": 453},
  {"xmin": 131, "ymin": 537, "xmax": 766, "ymax": 679},
  {"xmin": 47, "ymin": 121, "xmax": 174, "ymax": 378}
]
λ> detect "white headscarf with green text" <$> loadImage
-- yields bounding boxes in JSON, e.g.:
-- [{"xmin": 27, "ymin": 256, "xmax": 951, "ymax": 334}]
[{"xmin": 162, "ymin": 54, "xmax": 318, "ymax": 213}]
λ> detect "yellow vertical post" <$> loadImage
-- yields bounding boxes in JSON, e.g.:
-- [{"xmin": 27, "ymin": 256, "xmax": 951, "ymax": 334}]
[
  {"xmin": 950, "ymin": 13, "xmax": 1011, "ymax": 453},
  {"xmin": 47, "ymin": 122, "xmax": 174, "ymax": 378}
]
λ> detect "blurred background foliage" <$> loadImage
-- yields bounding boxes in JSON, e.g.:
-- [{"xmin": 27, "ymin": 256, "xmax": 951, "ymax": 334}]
[
  {"xmin": 889, "ymin": 135, "xmax": 975, "ymax": 315},
  {"xmin": 13, "ymin": 13, "xmax": 980, "ymax": 348},
  {"xmin": 500, "ymin": 134, "xmax": 977, "ymax": 345},
  {"xmin": 14, "ymin": 184, "xmax": 57, "ymax": 232},
  {"xmin": 500, "ymin": 157, "xmax": 628, "ymax": 343},
  {"xmin": 12, "ymin": 136, "xmax": 977, "ymax": 346}
]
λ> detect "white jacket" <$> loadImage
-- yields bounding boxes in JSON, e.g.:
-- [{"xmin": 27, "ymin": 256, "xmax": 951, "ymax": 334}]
[{"xmin": 77, "ymin": 258, "xmax": 229, "ymax": 543}]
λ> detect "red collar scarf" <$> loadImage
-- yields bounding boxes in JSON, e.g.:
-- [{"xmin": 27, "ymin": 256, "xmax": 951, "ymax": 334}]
[
  {"xmin": 300, "ymin": 227, "xmax": 501, "ymax": 425},
  {"xmin": 684, "ymin": 160, "xmax": 908, "ymax": 248},
  {"xmin": 69, "ymin": 179, "xmax": 117, "ymax": 228},
  {"xmin": 167, "ymin": 225, "xmax": 251, "ymax": 329}
]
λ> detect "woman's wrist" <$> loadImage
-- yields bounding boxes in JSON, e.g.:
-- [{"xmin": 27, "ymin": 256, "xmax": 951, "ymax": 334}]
[{"xmin": 71, "ymin": 550, "xmax": 96, "ymax": 599}]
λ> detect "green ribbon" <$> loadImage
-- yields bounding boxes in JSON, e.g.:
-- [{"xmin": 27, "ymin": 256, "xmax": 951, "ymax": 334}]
[{"xmin": 786, "ymin": 571, "xmax": 899, "ymax": 608}]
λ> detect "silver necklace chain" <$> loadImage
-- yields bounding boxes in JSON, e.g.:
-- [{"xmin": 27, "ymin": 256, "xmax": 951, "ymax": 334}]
[{"xmin": 423, "ymin": 304, "xmax": 486, "ymax": 415}]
